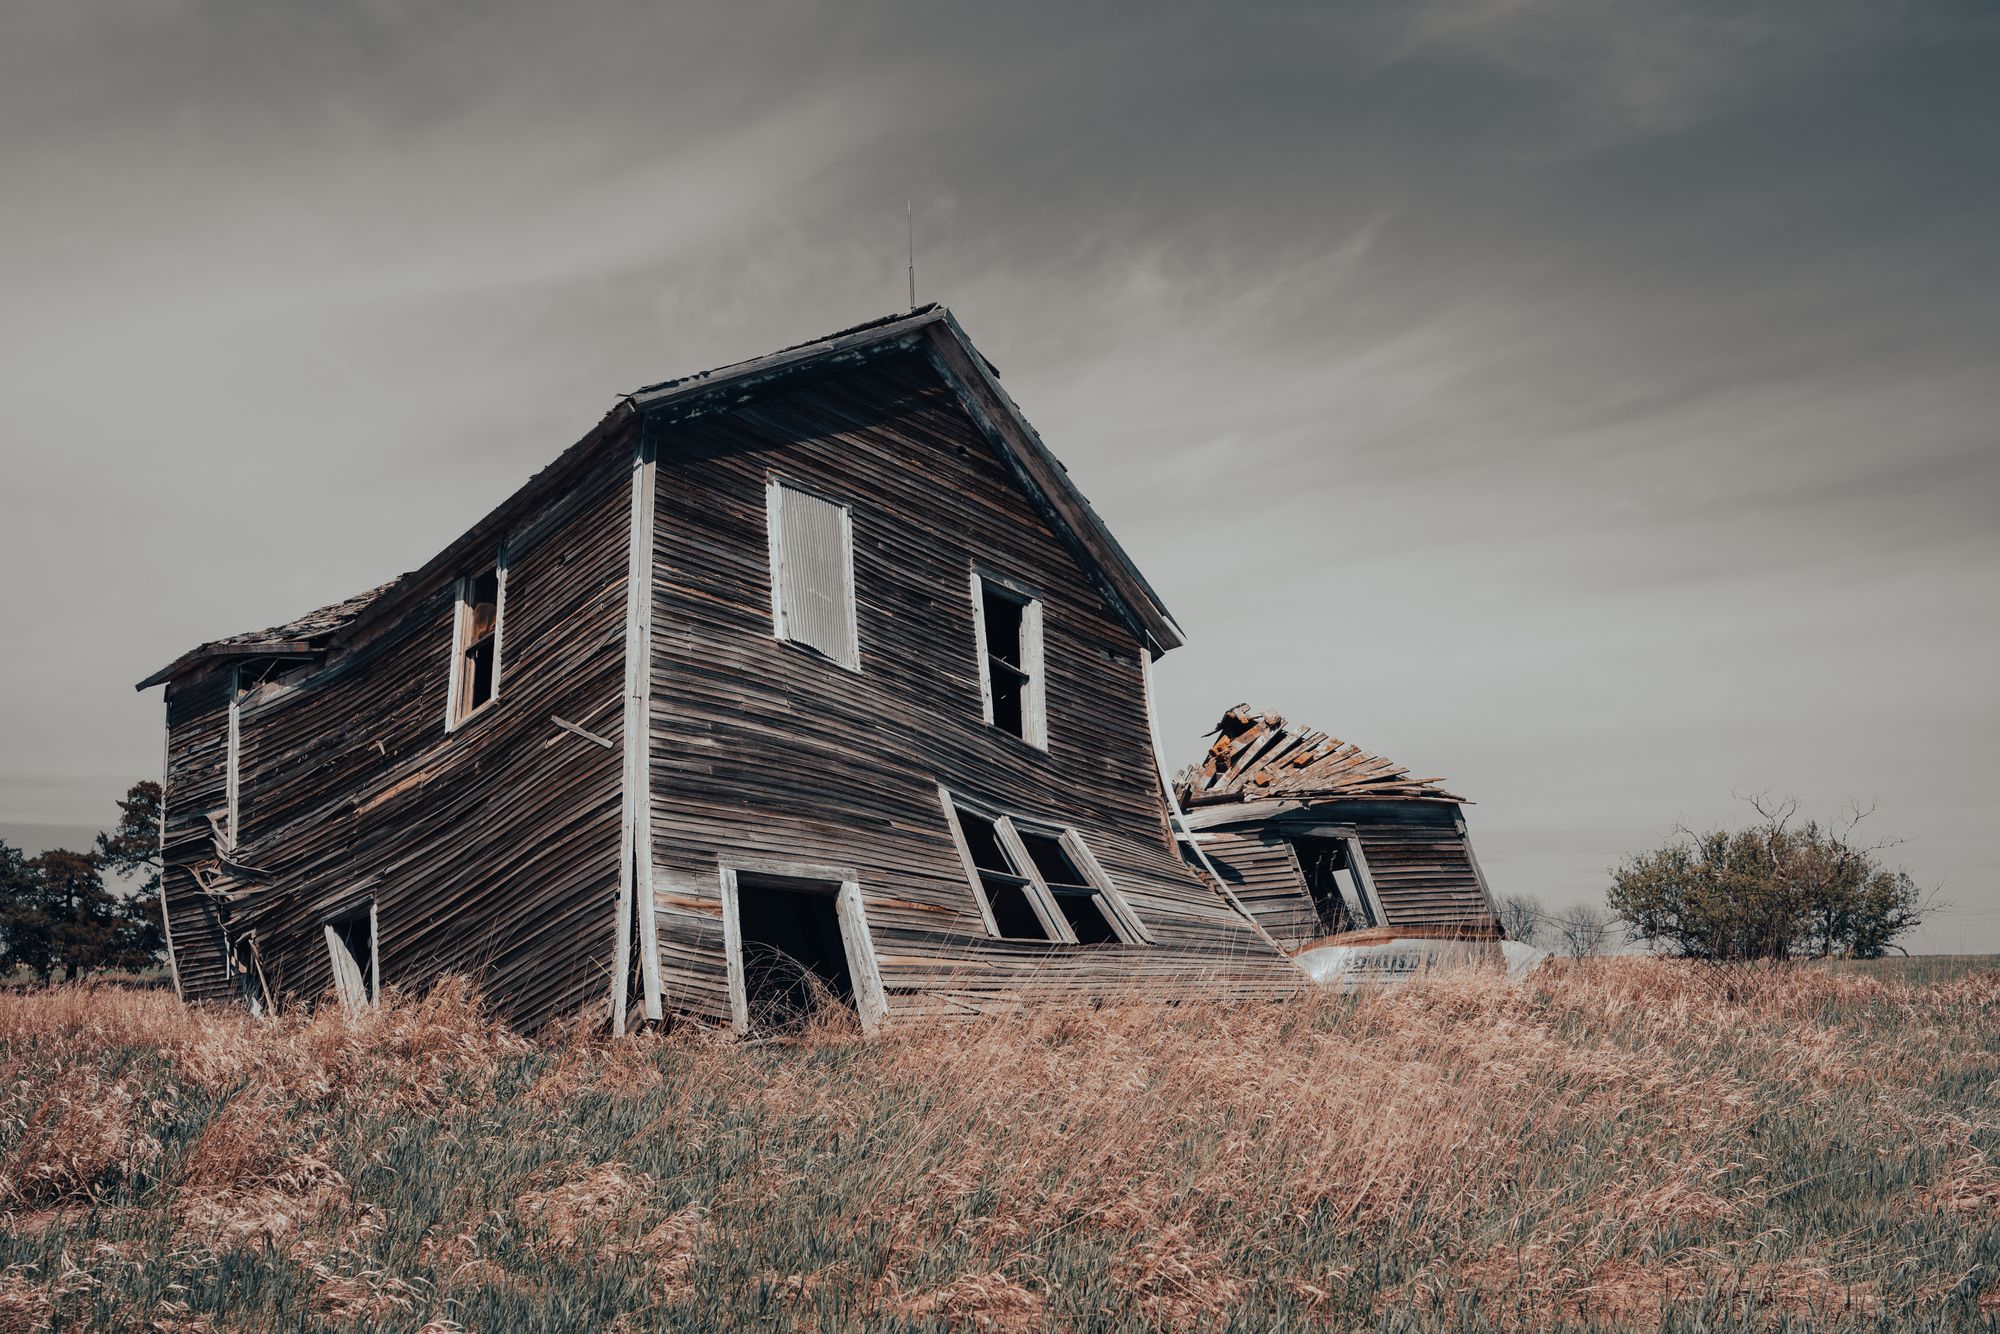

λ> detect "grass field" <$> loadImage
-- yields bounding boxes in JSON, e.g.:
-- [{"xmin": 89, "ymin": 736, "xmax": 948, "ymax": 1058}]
[{"xmin": 2, "ymin": 959, "xmax": 1997, "ymax": 1331}]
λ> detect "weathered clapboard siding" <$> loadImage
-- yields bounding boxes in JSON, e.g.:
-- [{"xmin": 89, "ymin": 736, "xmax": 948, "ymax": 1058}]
[
  {"xmin": 146, "ymin": 308, "xmax": 1320, "ymax": 1032},
  {"xmin": 1197, "ymin": 830, "xmax": 1324, "ymax": 951},
  {"xmin": 645, "ymin": 350, "xmax": 1301, "ymax": 1021},
  {"xmin": 194, "ymin": 428, "xmax": 638, "ymax": 1030},
  {"xmin": 1189, "ymin": 799, "xmax": 1500, "ymax": 941},
  {"xmin": 1348, "ymin": 807, "xmax": 1496, "ymax": 931},
  {"xmin": 161, "ymin": 669, "xmax": 236, "ymax": 1002}
]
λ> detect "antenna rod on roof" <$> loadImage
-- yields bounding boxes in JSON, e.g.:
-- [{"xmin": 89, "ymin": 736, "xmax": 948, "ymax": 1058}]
[{"xmin": 907, "ymin": 201, "xmax": 916, "ymax": 311}]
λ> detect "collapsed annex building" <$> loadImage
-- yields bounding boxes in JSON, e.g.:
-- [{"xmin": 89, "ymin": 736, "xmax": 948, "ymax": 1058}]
[
  {"xmin": 1176, "ymin": 706, "xmax": 1506, "ymax": 985},
  {"xmin": 137, "ymin": 308, "xmax": 1507, "ymax": 1032}
]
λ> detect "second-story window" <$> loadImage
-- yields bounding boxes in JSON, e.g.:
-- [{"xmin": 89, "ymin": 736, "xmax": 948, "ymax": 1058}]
[
  {"xmin": 449, "ymin": 558, "xmax": 503, "ymax": 727},
  {"xmin": 766, "ymin": 479, "xmax": 860, "ymax": 671},
  {"xmin": 971, "ymin": 571, "xmax": 1045, "ymax": 747}
]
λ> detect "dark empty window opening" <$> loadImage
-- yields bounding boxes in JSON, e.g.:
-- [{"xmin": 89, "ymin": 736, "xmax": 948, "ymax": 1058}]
[
  {"xmin": 229, "ymin": 931, "xmax": 270, "ymax": 1016},
  {"xmin": 1290, "ymin": 837, "xmax": 1373, "ymax": 935},
  {"xmin": 981, "ymin": 585, "xmax": 1028, "ymax": 736},
  {"xmin": 323, "ymin": 902, "xmax": 377, "ymax": 1010},
  {"xmin": 452, "ymin": 566, "xmax": 501, "ymax": 725},
  {"xmin": 1017, "ymin": 831, "xmax": 1121, "ymax": 945},
  {"xmin": 735, "ymin": 877, "xmax": 857, "ymax": 1031},
  {"xmin": 954, "ymin": 807, "xmax": 1057, "ymax": 940}
]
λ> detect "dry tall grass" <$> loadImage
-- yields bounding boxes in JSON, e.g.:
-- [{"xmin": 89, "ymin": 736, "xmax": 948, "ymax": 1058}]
[{"xmin": 1, "ymin": 960, "xmax": 1995, "ymax": 1331}]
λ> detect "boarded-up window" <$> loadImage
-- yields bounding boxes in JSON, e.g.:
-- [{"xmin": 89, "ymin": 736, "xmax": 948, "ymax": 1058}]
[{"xmin": 766, "ymin": 480, "xmax": 859, "ymax": 670}]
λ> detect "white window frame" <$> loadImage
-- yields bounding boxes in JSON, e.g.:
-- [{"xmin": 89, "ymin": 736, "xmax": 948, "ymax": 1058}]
[
  {"xmin": 224, "ymin": 657, "xmax": 310, "ymax": 849},
  {"xmin": 969, "ymin": 568, "xmax": 1046, "ymax": 749},
  {"xmin": 445, "ymin": 542, "xmax": 508, "ymax": 731},
  {"xmin": 323, "ymin": 899, "xmax": 378, "ymax": 1011},
  {"xmin": 1285, "ymin": 828, "xmax": 1387, "ymax": 930},
  {"xmin": 1046, "ymin": 824, "xmax": 1151, "ymax": 945},
  {"xmin": 225, "ymin": 663, "xmax": 246, "ymax": 850},
  {"xmin": 717, "ymin": 860, "xmax": 888, "ymax": 1034},
  {"xmin": 937, "ymin": 790, "xmax": 1144, "ymax": 944},
  {"xmin": 765, "ymin": 477, "xmax": 861, "ymax": 672}
]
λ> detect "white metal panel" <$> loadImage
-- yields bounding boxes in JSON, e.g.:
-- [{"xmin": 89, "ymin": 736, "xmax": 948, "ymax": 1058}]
[{"xmin": 768, "ymin": 482, "xmax": 859, "ymax": 670}]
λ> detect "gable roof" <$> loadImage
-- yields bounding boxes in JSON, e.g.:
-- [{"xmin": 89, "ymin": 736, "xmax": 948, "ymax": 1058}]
[
  {"xmin": 139, "ymin": 307, "xmax": 1183, "ymax": 690},
  {"xmin": 1176, "ymin": 705, "xmax": 1465, "ymax": 807},
  {"xmin": 622, "ymin": 306, "xmax": 1183, "ymax": 655}
]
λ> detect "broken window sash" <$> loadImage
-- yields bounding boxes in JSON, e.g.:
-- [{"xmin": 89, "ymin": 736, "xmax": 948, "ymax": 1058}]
[
  {"xmin": 766, "ymin": 479, "xmax": 860, "ymax": 670},
  {"xmin": 1289, "ymin": 836, "xmax": 1375, "ymax": 934},
  {"xmin": 1017, "ymin": 828, "xmax": 1147, "ymax": 945},
  {"xmin": 938, "ymin": 790, "xmax": 1146, "ymax": 946},
  {"xmin": 949, "ymin": 805, "xmax": 1060, "ymax": 941},
  {"xmin": 448, "ymin": 550, "xmax": 506, "ymax": 728},
  {"xmin": 970, "ymin": 571, "xmax": 1046, "ymax": 747}
]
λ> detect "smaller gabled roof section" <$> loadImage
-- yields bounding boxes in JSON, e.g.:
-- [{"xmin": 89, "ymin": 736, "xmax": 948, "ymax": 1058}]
[
  {"xmin": 1177, "ymin": 705, "xmax": 1465, "ymax": 807},
  {"xmin": 136, "ymin": 583, "xmax": 394, "ymax": 689}
]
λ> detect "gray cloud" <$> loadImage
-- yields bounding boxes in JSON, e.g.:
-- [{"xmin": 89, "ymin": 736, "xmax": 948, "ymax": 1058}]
[{"xmin": 2, "ymin": 0, "xmax": 1994, "ymax": 947}]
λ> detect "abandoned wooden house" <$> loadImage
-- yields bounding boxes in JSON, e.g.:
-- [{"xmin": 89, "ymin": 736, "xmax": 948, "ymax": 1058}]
[
  {"xmin": 1175, "ymin": 707, "xmax": 1503, "ymax": 981},
  {"xmin": 136, "ymin": 307, "xmax": 1307, "ymax": 1032}
]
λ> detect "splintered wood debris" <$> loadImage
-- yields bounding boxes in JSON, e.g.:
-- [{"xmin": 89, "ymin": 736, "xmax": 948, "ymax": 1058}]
[{"xmin": 1177, "ymin": 705, "xmax": 1465, "ymax": 807}]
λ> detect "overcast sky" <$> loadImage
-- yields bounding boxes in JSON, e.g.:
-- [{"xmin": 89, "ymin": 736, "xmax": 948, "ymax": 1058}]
[{"xmin": 3, "ymin": 1, "xmax": 1995, "ymax": 949}]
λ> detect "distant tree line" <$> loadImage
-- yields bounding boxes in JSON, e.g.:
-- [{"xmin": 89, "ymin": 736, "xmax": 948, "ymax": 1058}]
[
  {"xmin": 0, "ymin": 781, "xmax": 165, "ymax": 983},
  {"xmin": 1496, "ymin": 894, "xmax": 1615, "ymax": 959},
  {"xmin": 1498, "ymin": 796, "xmax": 1931, "ymax": 963}
]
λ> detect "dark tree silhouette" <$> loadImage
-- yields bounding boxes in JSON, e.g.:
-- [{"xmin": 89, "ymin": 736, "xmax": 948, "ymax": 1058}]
[
  {"xmin": 0, "ymin": 782, "xmax": 166, "ymax": 985},
  {"xmin": 0, "ymin": 840, "xmax": 54, "ymax": 981}
]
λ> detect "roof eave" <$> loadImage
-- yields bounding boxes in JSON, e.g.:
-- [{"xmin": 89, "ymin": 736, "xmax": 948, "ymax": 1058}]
[
  {"xmin": 135, "ymin": 641, "xmax": 321, "ymax": 691},
  {"xmin": 921, "ymin": 312, "xmax": 1185, "ymax": 656}
]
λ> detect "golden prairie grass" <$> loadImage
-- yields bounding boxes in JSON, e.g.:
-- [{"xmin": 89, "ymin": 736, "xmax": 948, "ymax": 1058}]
[{"xmin": 0, "ymin": 959, "xmax": 1995, "ymax": 1331}]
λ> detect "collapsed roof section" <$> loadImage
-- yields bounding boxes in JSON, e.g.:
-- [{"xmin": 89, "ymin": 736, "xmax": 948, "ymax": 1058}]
[
  {"xmin": 138, "ymin": 306, "xmax": 1185, "ymax": 692},
  {"xmin": 135, "ymin": 583, "xmax": 395, "ymax": 690},
  {"xmin": 1177, "ymin": 705, "xmax": 1465, "ymax": 807}
]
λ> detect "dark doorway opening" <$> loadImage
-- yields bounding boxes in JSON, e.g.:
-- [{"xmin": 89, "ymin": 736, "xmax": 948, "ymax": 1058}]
[
  {"xmin": 1290, "ymin": 837, "xmax": 1373, "ymax": 936},
  {"xmin": 735, "ymin": 876, "xmax": 857, "ymax": 1032},
  {"xmin": 323, "ymin": 900, "xmax": 377, "ymax": 1010}
]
